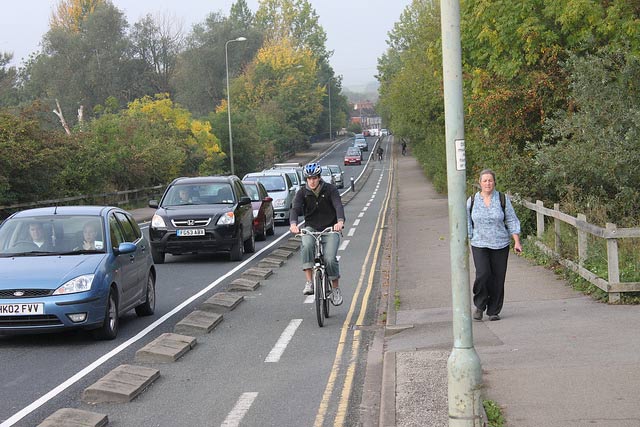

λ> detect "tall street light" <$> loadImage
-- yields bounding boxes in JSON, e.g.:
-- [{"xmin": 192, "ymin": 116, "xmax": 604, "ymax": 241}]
[
  {"xmin": 327, "ymin": 80, "xmax": 332, "ymax": 141},
  {"xmin": 225, "ymin": 36, "xmax": 246, "ymax": 176}
]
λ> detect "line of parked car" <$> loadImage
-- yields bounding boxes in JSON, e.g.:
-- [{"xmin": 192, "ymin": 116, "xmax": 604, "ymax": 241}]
[{"xmin": 0, "ymin": 159, "xmax": 347, "ymax": 340}]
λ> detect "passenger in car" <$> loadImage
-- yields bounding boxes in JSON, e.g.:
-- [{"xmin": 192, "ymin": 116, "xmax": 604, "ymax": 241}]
[{"xmin": 74, "ymin": 222, "xmax": 101, "ymax": 250}]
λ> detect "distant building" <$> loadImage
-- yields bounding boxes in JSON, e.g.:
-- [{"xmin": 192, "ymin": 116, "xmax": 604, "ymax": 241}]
[{"xmin": 350, "ymin": 101, "xmax": 381, "ymax": 131}]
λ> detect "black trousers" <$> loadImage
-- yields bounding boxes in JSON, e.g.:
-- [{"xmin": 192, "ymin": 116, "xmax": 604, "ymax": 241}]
[{"xmin": 471, "ymin": 245, "xmax": 510, "ymax": 316}]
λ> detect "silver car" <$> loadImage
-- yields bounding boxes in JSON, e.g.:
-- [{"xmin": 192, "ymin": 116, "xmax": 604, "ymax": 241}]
[
  {"xmin": 242, "ymin": 171, "xmax": 296, "ymax": 224},
  {"xmin": 320, "ymin": 167, "xmax": 336, "ymax": 186},
  {"xmin": 327, "ymin": 164, "xmax": 344, "ymax": 189}
]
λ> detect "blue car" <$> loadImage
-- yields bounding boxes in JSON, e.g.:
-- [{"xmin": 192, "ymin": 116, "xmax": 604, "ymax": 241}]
[{"xmin": 0, "ymin": 206, "xmax": 156, "ymax": 340}]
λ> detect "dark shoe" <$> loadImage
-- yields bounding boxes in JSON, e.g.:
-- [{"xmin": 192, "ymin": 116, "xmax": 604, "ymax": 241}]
[
  {"xmin": 488, "ymin": 314, "xmax": 501, "ymax": 321},
  {"xmin": 473, "ymin": 308, "xmax": 483, "ymax": 321}
]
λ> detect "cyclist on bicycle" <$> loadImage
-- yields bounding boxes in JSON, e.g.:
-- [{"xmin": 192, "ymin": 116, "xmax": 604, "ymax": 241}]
[
  {"xmin": 376, "ymin": 146, "xmax": 384, "ymax": 161},
  {"xmin": 289, "ymin": 162, "xmax": 345, "ymax": 306}
]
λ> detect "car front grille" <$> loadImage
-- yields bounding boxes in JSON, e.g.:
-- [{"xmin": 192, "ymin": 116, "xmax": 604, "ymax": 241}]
[
  {"xmin": 0, "ymin": 289, "xmax": 53, "ymax": 298},
  {"xmin": 171, "ymin": 218, "xmax": 212, "ymax": 227},
  {"xmin": 0, "ymin": 315, "xmax": 62, "ymax": 327}
]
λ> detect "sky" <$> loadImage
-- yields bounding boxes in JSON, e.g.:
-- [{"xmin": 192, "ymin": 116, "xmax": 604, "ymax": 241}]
[{"xmin": 0, "ymin": 0, "xmax": 412, "ymax": 89}]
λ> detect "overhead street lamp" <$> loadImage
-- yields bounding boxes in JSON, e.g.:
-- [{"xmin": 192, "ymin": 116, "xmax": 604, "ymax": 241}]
[{"xmin": 225, "ymin": 36, "xmax": 247, "ymax": 176}]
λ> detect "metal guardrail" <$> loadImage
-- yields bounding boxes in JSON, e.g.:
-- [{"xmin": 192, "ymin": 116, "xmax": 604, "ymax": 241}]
[{"xmin": 0, "ymin": 185, "xmax": 166, "ymax": 219}]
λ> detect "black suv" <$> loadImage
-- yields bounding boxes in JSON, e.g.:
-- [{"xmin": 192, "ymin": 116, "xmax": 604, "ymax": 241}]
[{"xmin": 148, "ymin": 176, "xmax": 255, "ymax": 262}]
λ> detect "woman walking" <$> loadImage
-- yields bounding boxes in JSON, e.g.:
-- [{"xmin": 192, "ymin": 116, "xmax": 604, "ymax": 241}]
[{"xmin": 467, "ymin": 169, "xmax": 522, "ymax": 321}]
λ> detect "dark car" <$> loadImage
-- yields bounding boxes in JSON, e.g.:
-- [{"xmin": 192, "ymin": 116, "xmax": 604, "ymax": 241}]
[
  {"xmin": 148, "ymin": 176, "xmax": 255, "ymax": 263},
  {"xmin": 242, "ymin": 180, "xmax": 275, "ymax": 241},
  {"xmin": 0, "ymin": 206, "xmax": 156, "ymax": 339},
  {"xmin": 344, "ymin": 147, "xmax": 363, "ymax": 165}
]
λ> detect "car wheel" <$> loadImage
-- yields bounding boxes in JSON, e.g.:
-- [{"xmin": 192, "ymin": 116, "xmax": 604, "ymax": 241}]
[
  {"xmin": 244, "ymin": 228, "xmax": 256, "ymax": 253},
  {"xmin": 266, "ymin": 217, "xmax": 275, "ymax": 236},
  {"xmin": 151, "ymin": 246, "xmax": 165, "ymax": 264},
  {"xmin": 229, "ymin": 232, "xmax": 244, "ymax": 261},
  {"xmin": 92, "ymin": 288, "xmax": 119, "ymax": 340},
  {"xmin": 256, "ymin": 217, "xmax": 267, "ymax": 241},
  {"xmin": 135, "ymin": 273, "xmax": 156, "ymax": 316}
]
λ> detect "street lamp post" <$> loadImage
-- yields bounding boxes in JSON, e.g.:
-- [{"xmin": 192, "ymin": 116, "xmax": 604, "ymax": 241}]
[
  {"xmin": 327, "ymin": 81, "xmax": 332, "ymax": 141},
  {"xmin": 225, "ymin": 36, "xmax": 246, "ymax": 176}
]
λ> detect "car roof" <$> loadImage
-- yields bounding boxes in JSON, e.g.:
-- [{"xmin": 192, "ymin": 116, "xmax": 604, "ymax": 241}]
[
  {"xmin": 244, "ymin": 171, "xmax": 288, "ymax": 178},
  {"xmin": 8, "ymin": 206, "xmax": 114, "ymax": 218},
  {"xmin": 346, "ymin": 147, "xmax": 361, "ymax": 153},
  {"xmin": 170, "ymin": 176, "xmax": 237, "ymax": 185}
]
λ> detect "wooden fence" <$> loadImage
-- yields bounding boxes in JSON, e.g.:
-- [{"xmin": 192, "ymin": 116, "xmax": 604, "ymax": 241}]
[
  {"xmin": 0, "ymin": 185, "xmax": 165, "ymax": 220},
  {"xmin": 516, "ymin": 198, "xmax": 640, "ymax": 303}
]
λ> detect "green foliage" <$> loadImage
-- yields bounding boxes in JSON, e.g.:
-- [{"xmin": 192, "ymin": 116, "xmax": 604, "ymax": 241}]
[{"xmin": 483, "ymin": 400, "xmax": 505, "ymax": 427}]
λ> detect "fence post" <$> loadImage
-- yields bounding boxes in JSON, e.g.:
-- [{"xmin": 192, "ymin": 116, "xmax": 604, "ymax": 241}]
[
  {"xmin": 577, "ymin": 213, "xmax": 587, "ymax": 266},
  {"xmin": 554, "ymin": 203, "xmax": 561, "ymax": 255},
  {"xmin": 536, "ymin": 200, "xmax": 545, "ymax": 238},
  {"xmin": 606, "ymin": 222, "xmax": 620, "ymax": 303}
]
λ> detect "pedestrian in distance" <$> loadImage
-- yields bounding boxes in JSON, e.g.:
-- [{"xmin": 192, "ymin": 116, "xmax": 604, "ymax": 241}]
[
  {"xmin": 467, "ymin": 169, "xmax": 522, "ymax": 321},
  {"xmin": 401, "ymin": 139, "xmax": 407, "ymax": 156},
  {"xmin": 289, "ymin": 162, "xmax": 345, "ymax": 306}
]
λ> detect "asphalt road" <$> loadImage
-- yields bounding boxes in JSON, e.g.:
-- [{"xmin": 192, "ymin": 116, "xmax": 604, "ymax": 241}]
[{"xmin": 0, "ymin": 136, "xmax": 390, "ymax": 427}]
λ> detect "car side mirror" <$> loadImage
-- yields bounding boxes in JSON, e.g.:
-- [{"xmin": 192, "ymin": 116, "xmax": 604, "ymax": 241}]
[
  {"xmin": 239, "ymin": 196, "xmax": 252, "ymax": 206},
  {"xmin": 114, "ymin": 242, "xmax": 137, "ymax": 255},
  {"xmin": 149, "ymin": 200, "xmax": 159, "ymax": 208},
  {"xmin": 264, "ymin": 196, "xmax": 273, "ymax": 202}
]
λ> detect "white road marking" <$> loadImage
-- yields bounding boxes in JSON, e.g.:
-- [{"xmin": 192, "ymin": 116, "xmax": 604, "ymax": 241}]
[
  {"xmin": 304, "ymin": 295, "xmax": 314, "ymax": 304},
  {"xmin": 348, "ymin": 228, "xmax": 356, "ymax": 237},
  {"xmin": 264, "ymin": 319, "xmax": 303, "ymax": 363},
  {"xmin": 221, "ymin": 392, "xmax": 259, "ymax": 427},
  {"xmin": 353, "ymin": 219, "xmax": 360, "ymax": 226},
  {"xmin": 358, "ymin": 212, "xmax": 364, "ymax": 218},
  {"xmin": 362, "ymin": 206, "xmax": 368, "ymax": 211},
  {"xmin": 339, "ymin": 240, "xmax": 350, "ymax": 251}
]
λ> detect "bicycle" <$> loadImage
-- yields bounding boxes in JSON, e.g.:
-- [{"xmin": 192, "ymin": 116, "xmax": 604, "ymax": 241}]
[{"xmin": 298, "ymin": 227, "xmax": 338, "ymax": 327}]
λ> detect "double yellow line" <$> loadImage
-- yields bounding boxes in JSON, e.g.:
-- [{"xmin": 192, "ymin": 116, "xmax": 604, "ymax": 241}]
[{"xmin": 314, "ymin": 165, "xmax": 394, "ymax": 427}]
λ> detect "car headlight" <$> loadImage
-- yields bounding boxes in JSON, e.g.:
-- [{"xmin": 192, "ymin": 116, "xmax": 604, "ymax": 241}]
[
  {"xmin": 53, "ymin": 274, "xmax": 94, "ymax": 295},
  {"xmin": 217, "ymin": 212, "xmax": 235, "ymax": 225},
  {"xmin": 151, "ymin": 214, "xmax": 166, "ymax": 229},
  {"xmin": 252, "ymin": 209, "xmax": 259, "ymax": 218},
  {"xmin": 273, "ymin": 199, "xmax": 286, "ymax": 208}
]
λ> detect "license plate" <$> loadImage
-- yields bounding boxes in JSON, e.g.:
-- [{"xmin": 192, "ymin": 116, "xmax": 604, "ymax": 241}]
[
  {"xmin": 0, "ymin": 303, "xmax": 44, "ymax": 316},
  {"xmin": 176, "ymin": 229, "xmax": 205, "ymax": 237}
]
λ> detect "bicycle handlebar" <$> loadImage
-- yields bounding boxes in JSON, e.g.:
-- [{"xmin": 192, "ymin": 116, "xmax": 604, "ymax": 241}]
[{"xmin": 298, "ymin": 227, "xmax": 336, "ymax": 237}]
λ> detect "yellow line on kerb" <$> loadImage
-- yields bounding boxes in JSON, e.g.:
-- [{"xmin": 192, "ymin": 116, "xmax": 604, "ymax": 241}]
[{"xmin": 313, "ymin": 169, "xmax": 394, "ymax": 427}]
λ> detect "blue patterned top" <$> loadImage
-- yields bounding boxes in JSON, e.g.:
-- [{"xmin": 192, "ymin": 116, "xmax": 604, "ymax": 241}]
[{"xmin": 467, "ymin": 191, "xmax": 521, "ymax": 249}]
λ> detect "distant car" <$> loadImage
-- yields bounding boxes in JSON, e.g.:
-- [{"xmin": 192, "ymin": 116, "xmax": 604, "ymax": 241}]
[
  {"xmin": 381, "ymin": 128, "xmax": 389, "ymax": 136},
  {"xmin": 354, "ymin": 134, "xmax": 368, "ymax": 151},
  {"xmin": 0, "ymin": 206, "xmax": 156, "ymax": 340},
  {"xmin": 148, "ymin": 175, "xmax": 255, "ymax": 263},
  {"xmin": 327, "ymin": 164, "xmax": 345, "ymax": 188},
  {"xmin": 242, "ymin": 180, "xmax": 275, "ymax": 241},
  {"xmin": 320, "ymin": 166, "xmax": 336, "ymax": 185},
  {"xmin": 243, "ymin": 171, "xmax": 296, "ymax": 224},
  {"xmin": 344, "ymin": 147, "xmax": 362, "ymax": 165}
]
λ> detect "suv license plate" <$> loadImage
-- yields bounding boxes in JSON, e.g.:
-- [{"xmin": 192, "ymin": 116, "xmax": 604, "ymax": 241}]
[{"xmin": 176, "ymin": 229, "xmax": 205, "ymax": 237}]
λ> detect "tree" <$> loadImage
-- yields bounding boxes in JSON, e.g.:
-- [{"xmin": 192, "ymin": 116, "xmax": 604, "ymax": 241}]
[{"xmin": 0, "ymin": 53, "xmax": 18, "ymax": 107}]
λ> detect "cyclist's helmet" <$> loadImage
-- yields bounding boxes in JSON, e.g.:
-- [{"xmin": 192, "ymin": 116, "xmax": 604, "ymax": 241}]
[{"xmin": 303, "ymin": 162, "xmax": 322, "ymax": 178}]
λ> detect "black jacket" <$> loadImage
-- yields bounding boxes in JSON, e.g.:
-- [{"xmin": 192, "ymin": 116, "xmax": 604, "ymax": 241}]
[{"xmin": 290, "ymin": 181, "xmax": 345, "ymax": 230}]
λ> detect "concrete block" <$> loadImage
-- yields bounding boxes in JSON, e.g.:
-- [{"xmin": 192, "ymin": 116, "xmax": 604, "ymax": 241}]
[
  {"xmin": 280, "ymin": 240, "xmax": 300, "ymax": 251},
  {"xmin": 37, "ymin": 408, "xmax": 108, "ymax": 427},
  {"xmin": 174, "ymin": 310, "xmax": 223, "ymax": 335},
  {"xmin": 272, "ymin": 248, "xmax": 295, "ymax": 259},
  {"xmin": 228, "ymin": 277, "xmax": 260, "ymax": 291},
  {"xmin": 135, "ymin": 333, "xmax": 197, "ymax": 363},
  {"xmin": 258, "ymin": 257, "xmax": 284, "ymax": 269},
  {"xmin": 82, "ymin": 364, "xmax": 160, "ymax": 404},
  {"xmin": 243, "ymin": 267, "xmax": 273, "ymax": 280},
  {"xmin": 200, "ymin": 292, "xmax": 244, "ymax": 313}
]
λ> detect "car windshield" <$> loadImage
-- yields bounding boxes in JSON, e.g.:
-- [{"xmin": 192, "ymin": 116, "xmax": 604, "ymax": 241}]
[
  {"xmin": 0, "ymin": 215, "xmax": 106, "ymax": 256},
  {"xmin": 251, "ymin": 176, "xmax": 286, "ymax": 192},
  {"xmin": 346, "ymin": 148, "xmax": 360, "ymax": 155},
  {"xmin": 321, "ymin": 168, "xmax": 331, "ymax": 176},
  {"xmin": 329, "ymin": 166, "xmax": 340, "ymax": 174},
  {"xmin": 162, "ymin": 183, "xmax": 235, "ymax": 206},
  {"xmin": 244, "ymin": 184, "xmax": 261, "ymax": 201}
]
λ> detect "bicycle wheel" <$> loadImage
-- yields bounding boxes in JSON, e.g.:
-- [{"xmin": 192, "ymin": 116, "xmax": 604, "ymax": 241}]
[
  {"xmin": 322, "ymin": 270, "xmax": 331, "ymax": 319},
  {"xmin": 314, "ymin": 268, "xmax": 324, "ymax": 327}
]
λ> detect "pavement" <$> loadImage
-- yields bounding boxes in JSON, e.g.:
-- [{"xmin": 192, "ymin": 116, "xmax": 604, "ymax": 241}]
[{"xmin": 129, "ymin": 138, "xmax": 640, "ymax": 427}]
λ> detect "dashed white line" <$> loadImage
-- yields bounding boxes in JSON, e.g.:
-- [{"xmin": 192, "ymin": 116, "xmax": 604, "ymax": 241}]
[
  {"xmin": 358, "ymin": 212, "xmax": 364, "ymax": 218},
  {"xmin": 304, "ymin": 295, "xmax": 314, "ymax": 304},
  {"xmin": 348, "ymin": 228, "xmax": 356, "ymax": 237},
  {"xmin": 221, "ymin": 392, "xmax": 259, "ymax": 427},
  {"xmin": 353, "ymin": 219, "xmax": 360, "ymax": 226},
  {"xmin": 362, "ymin": 206, "xmax": 369, "ymax": 211},
  {"xmin": 339, "ymin": 240, "xmax": 350, "ymax": 251},
  {"xmin": 264, "ymin": 319, "xmax": 303, "ymax": 363}
]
